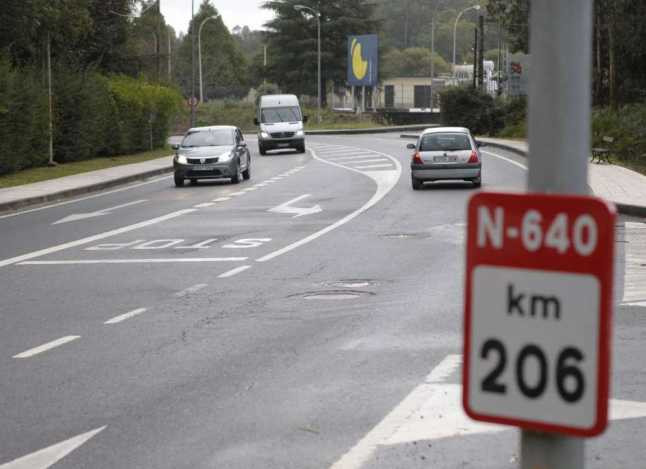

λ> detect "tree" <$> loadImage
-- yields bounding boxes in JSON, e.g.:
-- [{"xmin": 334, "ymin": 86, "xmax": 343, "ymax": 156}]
[
  {"xmin": 263, "ymin": 0, "xmax": 380, "ymax": 104},
  {"xmin": 382, "ymin": 47, "xmax": 450, "ymax": 79}
]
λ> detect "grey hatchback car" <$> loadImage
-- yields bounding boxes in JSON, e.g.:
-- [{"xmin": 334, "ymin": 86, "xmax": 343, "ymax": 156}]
[
  {"xmin": 408, "ymin": 127, "xmax": 482, "ymax": 190},
  {"xmin": 172, "ymin": 126, "xmax": 251, "ymax": 187}
]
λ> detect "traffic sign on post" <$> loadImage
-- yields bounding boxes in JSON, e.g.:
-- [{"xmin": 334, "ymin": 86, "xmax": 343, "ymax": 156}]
[{"xmin": 463, "ymin": 191, "xmax": 615, "ymax": 437}]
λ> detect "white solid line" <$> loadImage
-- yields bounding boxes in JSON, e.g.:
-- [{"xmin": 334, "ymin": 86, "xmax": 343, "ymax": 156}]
[
  {"xmin": 425, "ymin": 354, "xmax": 462, "ymax": 383},
  {"xmin": 105, "ymin": 308, "xmax": 147, "ymax": 325},
  {"xmin": 257, "ymin": 147, "xmax": 401, "ymax": 263},
  {"xmin": 329, "ymin": 354, "xmax": 461, "ymax": 469},
  {"xmin": 622, "ymin": 300, "xmax": 646, "ymax": 307},
  {"xmin": 230, "ymin": 191, "xmax": 247, "ymax": 196},
  {"xmin": 0, "ymin": 175, "xmax": 171, "ymax": 220},
  {"xmin": 218, "ymin": 265, "xmax": 252, "ymax": 278},
  {"xmin": 354, "ymin": 164, "xmax": 394, "ymax": 170},
  {"xmin": 213, "ymin": 197, "xmax": 231, "ymax": 202},
  {"xmin": 13, "ymin": 336, "xmax": 81, "ymax": 358},
  {"xmin": 0, "ymin": 426, "xmax": 107, "ymax": 469},
  {"xmin": 19, "ymin": 257, "xmax": 247, "ymax": 265},
  {"xmin": 175, "ymin": 283, "xmax": 208, "ymax": 297},
  {"xmin": 0, "ymin": 209, "xmax": 196, "ymax": 268},
  {"xmin": 243, "ymin": 188, "xmax": 257, "ymax": 192},
  {"xmin": 194, "ymin": 203, "xmax": 215, "ymax": 208},
  {"xmin": 482, "ymin": 150, "xmax": 528, "ymax": 170}
]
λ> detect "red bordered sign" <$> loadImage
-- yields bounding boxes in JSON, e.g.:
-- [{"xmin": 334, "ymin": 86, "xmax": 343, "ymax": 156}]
[{"xmin": 463, "ymin": 191, "xmax": 615, "ymax": 437}]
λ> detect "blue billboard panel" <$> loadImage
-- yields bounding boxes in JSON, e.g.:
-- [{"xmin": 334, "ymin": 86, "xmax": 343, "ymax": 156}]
[{"xmin": 347, "ymin": 34, "xmax": 378, "ymax": 86}]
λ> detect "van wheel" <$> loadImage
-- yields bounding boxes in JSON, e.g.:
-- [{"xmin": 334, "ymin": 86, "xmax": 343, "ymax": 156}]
[
  {"xmin": 259, "ymin": 144, "xmax": 267, "ymax": 156},
  {"xmin": 412, "ymin": 178, "xmax": 423, "ymax": 190}
]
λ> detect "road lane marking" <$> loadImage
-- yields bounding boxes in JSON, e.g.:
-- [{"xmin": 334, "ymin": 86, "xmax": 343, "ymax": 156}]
[
  {"xmin": 243, "ymin": 188, "xmax": 257, "ymax": 192},
  {"xmin": 354, "ymin": 164, "xmax": 394, "ymax": 170},
  {"xmin": 13, "ymin": 336, "xmax": 81, "ymax": 358},
  {"xmin": 622, "ymin": 300, "xmax": 646, "ymax": 307},
  {"xmin": 105, "ymin": 308, "xmax": 147, "ymax": 325},
  {"xmin": 481, "ymin": 150, "xmax": 528, "ymax": 170},
  {"xmin": 269, "ymin": 195, "xmax": 322, "ymax": 218},
  {"xmin": 0, "ymin": 174, "xmax": 171, "ymax": 220},
  {"xmin": 230, "ymin": 191, "xmax": 247, "ymax": 196},
  {"xmin": 341, "ymin": 158, "xmax": 389, "ymax": 165},
  {"xmin": 52, "ymin": 199, "xmax": 148, "ymax": 225},
  {"xmin": 329, "ymin": 354, "xmax": 461, "ymax": 469},
  {"xmin": 19, "ymin": 258, "xmax": 247, "ymax": 265},
  {"xmin": 175, "ymin": 283, "xmax": 208, "ymax": 297},
  {"xmin": 0, "ymin": 426, "xmax": 106, "ymax": 469},
  {"xmin": 218, "ymin": 265, "xmax": 251, "ymax": 278},
  {"xmin": 257, "ymin": 147, "xmax": 401, "ymax": 263},
  {"xmin": 213, "ymin": 197, "xmax": 231, "ymax": 202},
  {"xmin": 0, "ymin": 209, "xmax": 196, "ymax": 268},
  {"xmin": 328, "ymin": 154, "xmax": 379, "ymax": 161},
  {"xmin": 194, "ymin": 203, "xmax": 215, "ymax": 208}
]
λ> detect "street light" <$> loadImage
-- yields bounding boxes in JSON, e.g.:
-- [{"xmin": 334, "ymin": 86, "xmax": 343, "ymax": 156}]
[
  {"xmin": 198, "ymin": 14, "xmax": 220, "ymax": 103},
  {"xmin": 453, "ymin": 4, "xmax": 481, "ymax": 71},
  {"xmin": 294, "ymin": 4, "xmax": 322, "ymax": 124}
]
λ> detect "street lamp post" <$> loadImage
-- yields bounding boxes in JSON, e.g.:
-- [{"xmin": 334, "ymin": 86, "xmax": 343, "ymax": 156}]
[
  {"xmin": 198, "ymin": 14, "xmax": 220, "ymax": 103},
  {"xmin": 294, "ymin": 4, "xmax": 322, "ymax": 124},
  {"xmin": 453, "ymin": 4, "xmax": 481, "ymax": 72}
]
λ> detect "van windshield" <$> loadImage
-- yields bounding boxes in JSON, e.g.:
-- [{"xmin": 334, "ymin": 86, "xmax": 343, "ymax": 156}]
[{"xmin": 261, "ymin": 106, "xmax": 302, "ymax": 124}]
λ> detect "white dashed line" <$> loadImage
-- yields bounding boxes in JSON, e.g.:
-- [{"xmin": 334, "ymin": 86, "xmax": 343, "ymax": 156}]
[
  {"xmin": 13, "ymin": 336, "xmax": 81, "ymax": 358},
  {"xmin": 175, "ymin": 283, "xmax": 208, "ymax": 297},
  {"xmin": 213, "ymin": 197, "xmax": 231, "ymax": 202},
  {"xmin": 243, "ymin": 188, "xmax": 257, "ymax": 192},
  {"xmin": 194, "ymin": 203, "xmax": 215, "ymax": 208},
  {"xmin": 230, "ymin": 191, "xmax": 247, "ymax": 196},
  {"xmin": 218, "ymin": 265, "xmax": 252, "ymax": 278},
  {"xmin": 104, "ymin": 308, "xmax": 147, "ymax": 325}
]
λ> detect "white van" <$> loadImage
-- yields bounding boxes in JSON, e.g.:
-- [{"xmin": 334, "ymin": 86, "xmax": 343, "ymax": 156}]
[{"xmin": 254, "ymin": 94, "xmax": 307, "ymax": 155}]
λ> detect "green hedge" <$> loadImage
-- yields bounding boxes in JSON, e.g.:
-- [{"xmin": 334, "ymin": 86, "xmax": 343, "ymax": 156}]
[
  {"xmin": 0, "ymin": 57, "xmax": 182, "ymax": 175},
  {"xmin": 439, "ymin": 87, "xmax": 504, "ymax": 135},
  {"xmin": 592, "ymin": 104, "xmax": 646, "ymax": 163}
]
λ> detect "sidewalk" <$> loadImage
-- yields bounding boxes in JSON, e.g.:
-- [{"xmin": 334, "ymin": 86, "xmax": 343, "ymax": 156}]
[
  {"xmin": 0, "ymin": 156, "xmax": 172, "ymax": 213},
  {"xmin": 479, "ymin": 137, "xmax": 646, "ymax": 214}
]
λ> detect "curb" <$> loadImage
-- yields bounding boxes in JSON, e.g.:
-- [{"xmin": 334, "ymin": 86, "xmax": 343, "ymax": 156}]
[
  {"xmin": 305, "ymin": 124, "xmax": 438, "ymax": 136},
  {"xmin": 0, "ymin": 164, "xmax": 173, "ymax": 214}
]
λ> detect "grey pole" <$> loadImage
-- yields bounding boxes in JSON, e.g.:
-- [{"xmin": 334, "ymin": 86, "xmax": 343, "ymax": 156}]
[
  {"xmin": 430, "ymin": 17, "xmax": 435, "ymax": 110},
  {"xmin": 190, "ymin": 0, "xmax": 196, "ymax": 127},
  {"xmin": 168, "ymin": 27, "xmax": 172, "ymax": 81},
  {"xmin": 452, "ymin": 5, "xmax": 481, "ymax": 73},
  {"xmin": 317, "ymin": 11, "xmax": 321, "ymax": 124},
  {"xmin": 199, "ymin": 15, "xmax": 219, "ymax": 103},
  {"xmin": 47, "ymin": 33, "xmax": 55, "ymax": 166},
  {"xmin": 522, "ymin": 0, "xmax": 592, "ymax": 466}
]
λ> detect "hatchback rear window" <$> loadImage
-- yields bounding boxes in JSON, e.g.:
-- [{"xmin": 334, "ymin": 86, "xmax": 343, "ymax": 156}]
[{"xmin": 420, "ymin": 133, "xmax": 472, "ymax": 152}]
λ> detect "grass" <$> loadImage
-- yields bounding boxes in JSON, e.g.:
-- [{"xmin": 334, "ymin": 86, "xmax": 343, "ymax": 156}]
[{"xmin": 0, "ymin": 147, "xmax": 172, "ymax": 189}]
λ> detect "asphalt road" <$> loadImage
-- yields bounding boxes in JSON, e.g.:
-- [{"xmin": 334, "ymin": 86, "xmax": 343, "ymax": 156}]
[{"xmin": 1, "ymin": 133, "xmax": 645, "ymax": 468}]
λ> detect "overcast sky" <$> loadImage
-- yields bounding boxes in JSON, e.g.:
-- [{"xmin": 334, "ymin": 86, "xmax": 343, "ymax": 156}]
[{"xmin": 161, "ymin": 0, "xmax": 274, "ymax": 34}]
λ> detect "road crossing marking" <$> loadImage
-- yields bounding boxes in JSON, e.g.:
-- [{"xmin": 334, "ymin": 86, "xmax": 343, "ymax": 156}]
[
  {"xmin": 19, "ymin": 258, "xmax": 247, "ymax": 265},
  {"xmin": 13, "ymin": 336, "xmax": 81, "ymax": 358},
  {"xmin": 104, "ymin": 308, "xmax": 147, "ymax": 325},
  {"xmin": 354, "ymin": 164, "xmax": 395, "ymax": 170}
]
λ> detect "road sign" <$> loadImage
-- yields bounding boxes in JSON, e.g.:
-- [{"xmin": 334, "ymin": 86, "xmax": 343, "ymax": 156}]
[{"xmin": 463, "ymin": 191, "xmax": 615, "ymax": 437}]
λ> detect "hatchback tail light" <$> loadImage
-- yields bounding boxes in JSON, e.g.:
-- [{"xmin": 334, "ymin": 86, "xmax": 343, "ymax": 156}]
[
  {"xmin": 468, "ymin": 150, "xmax": 479, "ymax": 164},
  {"xmin": 412, "ymin": 152, "xmax": 423, "ymax": 164}
]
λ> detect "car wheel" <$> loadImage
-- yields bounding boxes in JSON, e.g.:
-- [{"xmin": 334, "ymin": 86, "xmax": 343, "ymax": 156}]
[
  {"xmin": 231, "ymin": 163, "xmax": 243, "ymax": 184},
  {"xmin": 242, "ymin": 161, "xmax": 251, "ymax": 180},
  {"xmin": 472, "ymin": 177, "xmax": 482, "ymax": 188},
  {"xmin": 297, "ymin": 143, "xmax": 306, "ymax": 153},
  {"xmin": 259, "ymin": 144, "xmax": 267, "ymax": 156},
  {"xmin": 174, "ymin": 173, "xmax": 184, "ymax": 187},
  {"xmin": 412, "ymin": 177, "xmax": 423, "ymax": 190}
]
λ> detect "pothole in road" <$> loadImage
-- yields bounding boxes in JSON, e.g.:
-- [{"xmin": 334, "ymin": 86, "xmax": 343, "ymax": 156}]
[{"xmin": 293, "ymin": 290, "xmax": 376, "ymax": 301}]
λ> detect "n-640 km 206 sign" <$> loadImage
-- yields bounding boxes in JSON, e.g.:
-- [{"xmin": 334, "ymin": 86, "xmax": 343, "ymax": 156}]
[{"xmin": 463, "ymin": 191, "xmax": 616, "ymax": 438}]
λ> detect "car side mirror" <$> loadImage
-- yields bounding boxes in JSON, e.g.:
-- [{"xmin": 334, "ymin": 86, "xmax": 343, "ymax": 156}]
[
  {"xmin": 171, "ymin": 144, "xmax": 180, "ymax": 151},
  {"xmin": 254, "ymin": 118, "xmax": 259, "ymax": 126},
  {"xmin": 303, "ymin": 115, "xmax": 309, "ymax": 124},
  {"xmin": 406, "ymin": 143, "xmax": 416, "ymax": 150},
  {"xmin": 239, "ymin": 141, "xmax": 247, "ymax": 148}
]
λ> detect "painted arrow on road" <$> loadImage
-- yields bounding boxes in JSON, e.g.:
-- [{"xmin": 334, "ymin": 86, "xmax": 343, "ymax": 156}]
[
  {"xmin": 269, "ymin": 194, "xmax": 322, "ymax": 218},
  {"xmin": 53, "ymin": 200, "xmax": 147, "ymax": 225},
  {"xmin": 0, "ymin": 426, "xmax": 106, "ymax": 469}
]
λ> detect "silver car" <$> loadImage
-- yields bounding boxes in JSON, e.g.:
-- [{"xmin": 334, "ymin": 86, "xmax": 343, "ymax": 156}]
[
  {"xmin": 172, "ymin": 126, "xmax": 251, "ymax": 187},
  {"xmin": 408, "ymin": 127, "xmax": 482, "ymax": 190}
]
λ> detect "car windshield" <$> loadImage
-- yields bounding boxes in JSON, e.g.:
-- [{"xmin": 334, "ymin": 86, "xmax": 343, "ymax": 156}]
[
  {"xmin": 420, "ymin": 133, "xmax": 472, "ymax": 152},
  {"xmin": 261, "ymin": 107, "xmax": 301, "ymax": 124},
  {"xmin": 181, "ymin": 130, "xmax": 234, "ymax": 148}
]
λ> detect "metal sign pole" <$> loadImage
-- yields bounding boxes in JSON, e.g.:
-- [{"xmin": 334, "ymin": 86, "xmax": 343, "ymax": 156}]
[{"xmin": 523, "ymin": 0, "xmax": 593, "ymax": 467}]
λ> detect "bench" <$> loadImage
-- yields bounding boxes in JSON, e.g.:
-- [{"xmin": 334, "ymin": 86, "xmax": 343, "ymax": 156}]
[{"xmin": 591, "ymin": 136, "xmax": 614, "ymax": 164}]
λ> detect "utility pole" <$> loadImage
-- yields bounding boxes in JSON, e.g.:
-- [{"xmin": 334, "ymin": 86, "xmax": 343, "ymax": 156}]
[
  {"xmin": 190, "ymin": 0, "xmax": 196, "ymax": 127},
  {"xmin": 47, "ymin": 33, "xmax": 55, "ymax": 166},
  {"xmin": 168, "ymin": 27, "xmax": 172, "ymax": 81},
  {"xmin": 430, "ymin": 17, "xmax": 435, "ymax": 110},
  {"xmin": 473, "ymin": 27, "xmax": 478, "ymax": 89},
  {"xmin": 156, "ymin": 0, "xmax": 161, "ymax": 82},
  {"xmin": 522, "ymin": 0, "xmax": 593, "ymax": 465},
  {"xmin": 478, "ymin": 14, "xmax": 484, "ymax": 91}
]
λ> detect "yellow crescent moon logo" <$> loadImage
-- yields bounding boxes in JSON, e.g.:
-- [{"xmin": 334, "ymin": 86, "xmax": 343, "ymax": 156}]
[{"xmin": 351, "ymin": 38, "xmax": 369, "ymax": 81}]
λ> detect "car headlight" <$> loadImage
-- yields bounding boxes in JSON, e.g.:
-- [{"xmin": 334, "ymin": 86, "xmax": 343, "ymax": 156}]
[
  {"xmin": 218, "ymin": 151, "xmax": 234, "ymax": 162},
  {"xmin": 177, "ymin": 155, "xmax": 188, "ymax": 164},
  {"xmin": 296, "ymin": 130, "xmax": 305, "ymax": 137},
  {"xmin": 261, "ymin": 132, "xmax": 270, "ymax": 139}
]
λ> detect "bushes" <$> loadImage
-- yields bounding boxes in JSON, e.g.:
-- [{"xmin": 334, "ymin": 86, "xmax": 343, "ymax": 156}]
[
  {"xmin": 0, "ymin": 58, "xmax": 183, "ymax": 175},
  {"xmin": 592, "ymin": 104, "xmax": 646, "ymax": 163},
  {"xmin": 439, "ymin": 87, "xmax": 504, "ymax": 135}
]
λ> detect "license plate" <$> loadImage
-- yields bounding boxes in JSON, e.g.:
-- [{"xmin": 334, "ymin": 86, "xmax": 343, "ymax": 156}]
[
  {"xmin": 433, "ymin": 156, "xmax": 457, "ymax": 163},
  {"xmin": 277, "ymin": 143, "xmax": 290, "ymax": 148},
  {"xmin": 193, "ymin": 165, "xmax": 216, "ymax": 171}
]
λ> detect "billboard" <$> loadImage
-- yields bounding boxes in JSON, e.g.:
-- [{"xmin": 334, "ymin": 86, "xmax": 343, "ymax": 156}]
[{"xmin": 347, "ymin": 35, "xmax": 378, "ymax": 87}]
